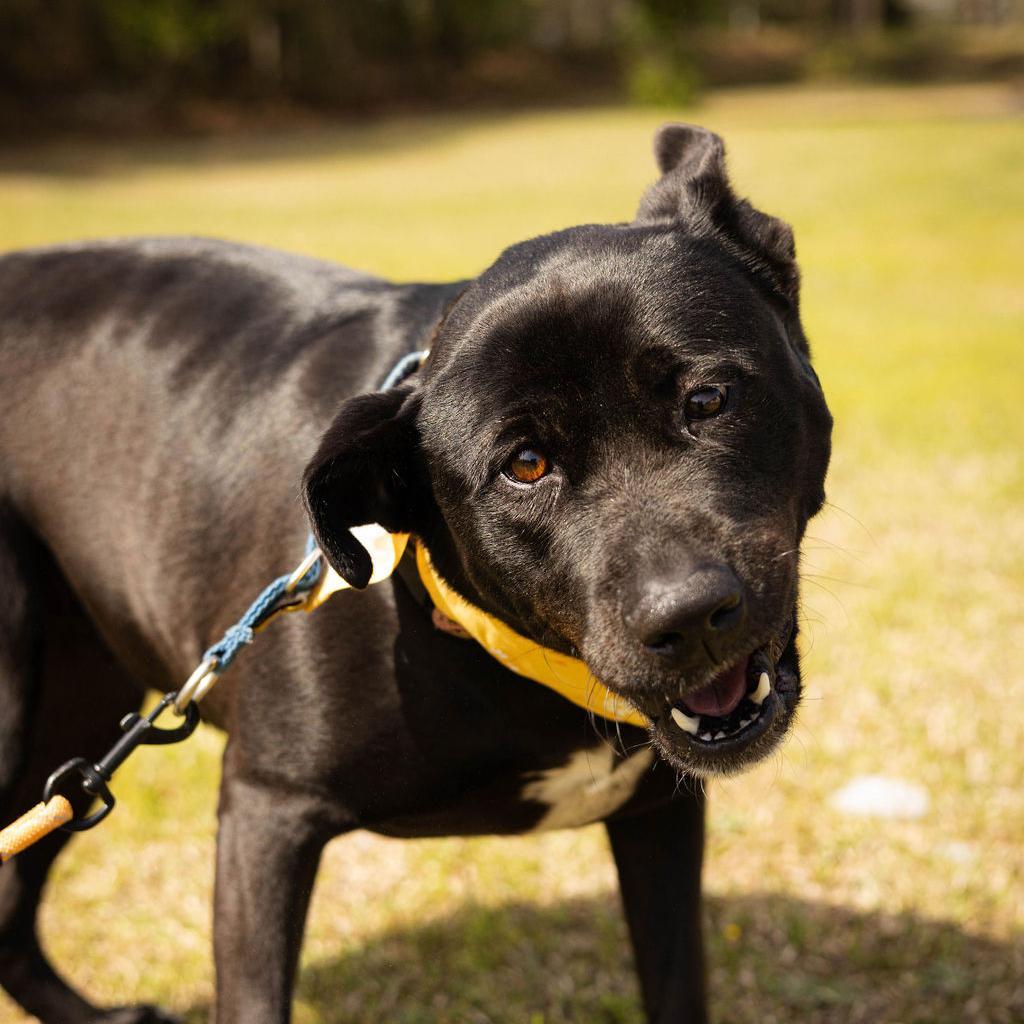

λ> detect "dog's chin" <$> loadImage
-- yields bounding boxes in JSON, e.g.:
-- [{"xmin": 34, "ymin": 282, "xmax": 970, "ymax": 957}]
[{"xmin": 620, "ymin": 618, "xmax": 801, "ymax": 778}]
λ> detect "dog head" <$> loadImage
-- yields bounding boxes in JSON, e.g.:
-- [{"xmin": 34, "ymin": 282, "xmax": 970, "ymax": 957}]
[{"xmin": 304, "ymin": 125, "xmax": 832, "ymax": 776}]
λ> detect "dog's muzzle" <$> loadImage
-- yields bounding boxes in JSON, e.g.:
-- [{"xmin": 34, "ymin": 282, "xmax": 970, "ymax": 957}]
[{"xmin": 642, "ymin": 614, "xmax": 801, "ymax": 775}]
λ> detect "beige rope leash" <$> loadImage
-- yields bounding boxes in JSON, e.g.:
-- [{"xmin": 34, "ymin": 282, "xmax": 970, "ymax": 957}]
[{"xmin": 0, "ymin": 796, "xmax": 73, "ymax": 864}]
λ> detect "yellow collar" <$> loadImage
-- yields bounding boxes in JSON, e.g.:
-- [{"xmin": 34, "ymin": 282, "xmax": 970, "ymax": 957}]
[{"xmin": 305, "ymin": 525, "xmax": 647, "ymax": 727}]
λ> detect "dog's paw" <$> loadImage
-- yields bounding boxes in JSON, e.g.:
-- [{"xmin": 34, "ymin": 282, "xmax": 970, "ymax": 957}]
[{"xmin": 95, "ymin": 1006, "xmax": 182, "ymax": 1024}]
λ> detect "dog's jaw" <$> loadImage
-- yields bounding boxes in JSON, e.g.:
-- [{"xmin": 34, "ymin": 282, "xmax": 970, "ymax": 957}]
[{"xmin": 630, "ymin": 614, "xmax": 802, "ymax": 777}]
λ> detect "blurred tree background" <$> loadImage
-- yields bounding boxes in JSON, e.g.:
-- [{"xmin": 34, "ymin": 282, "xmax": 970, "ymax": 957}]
[{"xmin": 0, "ymin": 0, "xmax": 1021, "ymax": 132}]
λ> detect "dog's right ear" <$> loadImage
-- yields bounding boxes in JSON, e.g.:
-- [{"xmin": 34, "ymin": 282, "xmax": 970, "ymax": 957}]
[
  {"xmin": 302, "ymin": 383, "xmax": 424, "ymax": 589},
  {"xmin": 636, "ymin": 123, "xmax": 800, "ymax": 309}
]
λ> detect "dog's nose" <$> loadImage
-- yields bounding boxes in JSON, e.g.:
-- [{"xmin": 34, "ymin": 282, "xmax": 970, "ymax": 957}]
[{"xmin": 627, "ymin": 565, "xmax": 746, "ymax": 662}]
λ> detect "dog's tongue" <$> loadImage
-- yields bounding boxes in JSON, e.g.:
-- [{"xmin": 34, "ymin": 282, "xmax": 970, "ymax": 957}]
[{"xmin": 681, "ymin": 659, "xmax": 748, "ymax": 718}]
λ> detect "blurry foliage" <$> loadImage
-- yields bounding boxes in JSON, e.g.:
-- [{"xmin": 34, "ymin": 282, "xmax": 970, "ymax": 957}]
[
  {"xmin": 622, "ymin": 3, "xmax": 704, "ymax": 106},
  {"xmin": 0, "ymin": 0, "xmax": 535, "ymax": 105},
  {"xmin": 626, "ymin": 52, "xmax": 703, "ymax": 105},
  {"xmin": 0, "ymin": 0, "xmax": 1021, "ymax": 127}
]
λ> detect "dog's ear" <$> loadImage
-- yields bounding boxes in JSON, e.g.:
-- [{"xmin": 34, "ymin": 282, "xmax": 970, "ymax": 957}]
[
  {"xmin": 302, "ymin": 382, "xmax": 424, "ymax": 589},
  {"xmin": 636, "ymin": 123, "xmax": 799, "ymax": 307}
]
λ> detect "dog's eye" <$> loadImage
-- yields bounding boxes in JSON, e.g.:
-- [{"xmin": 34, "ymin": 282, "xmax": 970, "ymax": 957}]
[
  {"xmin": 504, "ymin": 448, "xmax": 549, "ymax": 484},
  {"xmin": 684, "ymin": 385, "xmax": 728, "ymax": 420}
]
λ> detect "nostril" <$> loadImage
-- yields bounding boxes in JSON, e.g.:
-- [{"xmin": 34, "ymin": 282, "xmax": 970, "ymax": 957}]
[
  {"xmin": 708, "ymin": 593, "xmax": 744, "ymax": 633},
  {"xmin": 629, "ymin": 565, "xmax": 746, "ymax": 661},
  {"xmin": 645, "ymin": 632, "xmax": 681, "ymax": 656}
]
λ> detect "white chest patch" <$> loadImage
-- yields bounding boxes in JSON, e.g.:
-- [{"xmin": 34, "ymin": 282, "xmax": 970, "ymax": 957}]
[{"xmin": 520, "ymin": 744, "xmax": 656, "ymax": 831}]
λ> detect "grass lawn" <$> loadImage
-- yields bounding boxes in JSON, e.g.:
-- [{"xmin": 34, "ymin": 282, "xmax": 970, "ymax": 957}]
[{"xmin": 1, "ymin": 82, "xmax": 1022, "ymax": 1023}]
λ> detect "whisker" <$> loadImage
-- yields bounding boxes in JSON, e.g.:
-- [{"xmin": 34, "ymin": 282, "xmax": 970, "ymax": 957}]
[
  {"xmin": 768, "ymin": 749, "xmax": 784, "ymax": 789},
  {"xmin": 585, "ymin": 670, "xmax": 627, "ymax": 756},
  {"xmin": 798, "ymin": 609, "xmax": 828, "ymax": 628},
  {"xmin": 800, "ymin": 571, "xmax": 872, "ymax": 590},
  {"xmin": 772, "ymin": 547, "xmax": 801, "ymax": 562},
  {"xmin": 802, "ymin": 534, "xmax": 869, "ymax": 566},
  {"xmin": 823, "ymin": 500, "xmax": 877, "ymax": 548},
  {"xmin": 799, "ymin": 579, "xmax": 851, "ymax": 625}
]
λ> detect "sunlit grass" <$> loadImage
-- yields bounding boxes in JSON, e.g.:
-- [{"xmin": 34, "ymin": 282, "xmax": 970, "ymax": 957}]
[{"xmin": 1, "ymin": 82, "xmax": 1022, "ymax": 1023}]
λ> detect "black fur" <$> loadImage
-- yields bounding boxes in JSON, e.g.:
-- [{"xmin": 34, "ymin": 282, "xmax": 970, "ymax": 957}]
[{"xmin": 0, "ymin": 124, "xmax": 830, "ymax": 1024}]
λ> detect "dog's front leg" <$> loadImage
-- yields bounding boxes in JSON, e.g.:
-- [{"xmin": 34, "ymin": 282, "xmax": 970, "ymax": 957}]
[
  {"xmin": 606, "ymin": 787, "xmax": 708, "ymax": 1024},
  {"xmin": 212, "ymin": 767, "xmax": 344, "ymax": 1024}
]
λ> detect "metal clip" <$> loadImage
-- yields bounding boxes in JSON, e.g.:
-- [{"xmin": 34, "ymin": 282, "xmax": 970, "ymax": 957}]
[
  {"xmin": 285, "ymin": 547, "xmax": 323, "ymax": 594},
  {"xmin": 173, "ymin": 656, "xmax": 219, "ymax": 715},
  {"xmin": 250, "ymin": 547, "xmax": 326, "ymax": 631},
  {"xmin": 43, "ymin": 695, "xmax": 200, "ymax": 832}
]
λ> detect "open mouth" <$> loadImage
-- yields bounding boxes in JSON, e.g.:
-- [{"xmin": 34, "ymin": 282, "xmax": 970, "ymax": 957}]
[
  {"xmin": 647, "ymin": 615, "xmax": 800, "ymax": 773},
  {"xmin": 669, "ymin": 649, "xmax": 775, "ymax": 745}
]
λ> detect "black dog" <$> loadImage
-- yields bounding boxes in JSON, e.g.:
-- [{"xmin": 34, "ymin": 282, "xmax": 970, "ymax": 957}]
[{"xmin": 0, "ymin": 124, "xmax": 831, "ymax": 1024}]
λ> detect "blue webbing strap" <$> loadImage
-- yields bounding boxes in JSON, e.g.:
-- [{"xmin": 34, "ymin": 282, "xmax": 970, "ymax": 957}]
[
  {"xmin": 381, "ymin": 349, "xmax": 427, "ymax": 391},
  {"xmin": 201, "ymin": 534, "xmax": 322, "ymax": 671}
]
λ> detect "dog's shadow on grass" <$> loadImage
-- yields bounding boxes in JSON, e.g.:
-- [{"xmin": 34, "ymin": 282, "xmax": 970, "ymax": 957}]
[{"xmin": 183, "ymin": 892, "xmax": 1021, "ymax": 1024}]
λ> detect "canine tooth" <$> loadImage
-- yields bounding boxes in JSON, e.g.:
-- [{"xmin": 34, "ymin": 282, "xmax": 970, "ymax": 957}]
[
  {"xmin": 714, "ymin": 731, "xmax": 726, "ymax": 740},
  {"xmin": 699, "ymin": 732, "xmax": 713, "ymax": 741},
  {"xmin": 670, "ymin": 707, "xmax": 701, "ymax": 736},
  {"xmin": 740, "ymin": 717, "xmax": 752, "ymax": 729},
  {"xmin": 751, "ymin": 671, "xmax": 771, "ymax": 706}
]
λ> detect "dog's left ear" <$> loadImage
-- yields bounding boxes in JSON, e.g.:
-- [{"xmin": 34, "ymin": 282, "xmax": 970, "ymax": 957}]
[
  {"xmin": 302, "ymin": 383, "xmax": 424, "ymax": 589},
  {"xmin": 636, "ymin": 123, "xmax": 799, "ymax": 308}
]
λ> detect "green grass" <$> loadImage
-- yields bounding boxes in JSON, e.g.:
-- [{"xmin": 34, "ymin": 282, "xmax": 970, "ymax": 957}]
[{"xmin": 1, "ymin": 82, "xmax": 1022, "ymax": 1023}]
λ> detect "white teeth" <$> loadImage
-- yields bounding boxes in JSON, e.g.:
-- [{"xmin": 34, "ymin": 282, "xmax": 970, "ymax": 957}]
[
  {"xmin": 680, "ymin": 674, "xmax": 770, "ymax": 746},
  {"xmin": 751, "ymin": 671, "xmax": 771, "ymax": 706},
  {"xmin": 670, "ymin": 707, "xmax": 701, "ymax": 735}
]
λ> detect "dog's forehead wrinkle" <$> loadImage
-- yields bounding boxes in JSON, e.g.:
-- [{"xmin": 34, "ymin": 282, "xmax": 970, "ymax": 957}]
[{"xmin": 455, "ymin": 253, "xmax": 644, "ymax": 350}]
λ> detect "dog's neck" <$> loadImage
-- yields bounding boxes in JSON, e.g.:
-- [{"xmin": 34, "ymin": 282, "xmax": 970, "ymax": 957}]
[{"xmin": 308, "ymin": 528, "xmax": 647, "ymax": 728}]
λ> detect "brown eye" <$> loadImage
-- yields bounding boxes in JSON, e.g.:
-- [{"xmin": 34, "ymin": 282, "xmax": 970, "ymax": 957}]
[
  {"xmin": 505, "ymin": 448, "xmax": 549, "ymax": 484},
  {"xmin": 684, "ymin": 385, "xmax": 728, "ymax": 420}
]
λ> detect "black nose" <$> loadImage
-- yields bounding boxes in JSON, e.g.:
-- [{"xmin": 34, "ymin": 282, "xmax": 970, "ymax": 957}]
[{"xmin": 627, "ymin": 565, "xmax": 746, "ymax": 662}]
